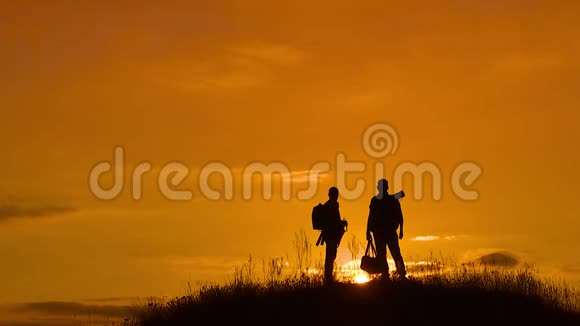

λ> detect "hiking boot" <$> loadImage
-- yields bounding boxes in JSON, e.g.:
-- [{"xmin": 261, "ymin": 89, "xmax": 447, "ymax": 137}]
[
  {"xmin": 394, "ymin": 271, "xmax": 407, "ymax": 281},
  {"xmin": 379, "ymin": 272, "xmax": 390, "ymax": 282}
]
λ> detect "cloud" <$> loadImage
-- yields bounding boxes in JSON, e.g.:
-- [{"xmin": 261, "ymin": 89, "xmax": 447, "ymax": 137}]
[
  {"xmin": 177, "ymin": 72, "xmax": 262, "ymax": 92},
  {"xmin": 0, "ymin": 203, "xmax": 74, "ymax": 221},
  {"xmin": 282, "ymin": 170, "xmax": 330, "ymax": 184},
  {"xmin": 475, "ymin": 252, "xmax": 519, "ymax": 267},
  {"xmin": 411, "ymin": 235, "xmax": 440, "ymax": 241},
  {"xmin": 221, "ymin": 168, "xmax": 329, "ymax": 184},
  {"xmin": 11, "ymin": 302, "xmax": 129, "ymax": 318},
  {"xmin": 463, "ymin": 249, "xmax": 520, "ymax": 268},
  {"xmin": 0, "ymin": 301, "xmax": 131, "ymax": 325},
  {"xmin": 411, "ymin": 235, "xmax": 458, "ymax": 241},
  {"xmin": 82, "ymin": 296, "xmax": 140, "ymax": 304},
  {"xmin": 172, "ymin": 42, "xmax": 304, "ymax": 92},
  {"xmin": 340, "ymin": 259, "xmax": 441, "ymax": 277}
]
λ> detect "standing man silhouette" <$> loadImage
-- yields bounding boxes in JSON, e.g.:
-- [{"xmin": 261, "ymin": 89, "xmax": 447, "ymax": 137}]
[
  {"xmin": 366, "ymin": 179, "xmax": 406, "ymax": 279},
  {"xmin": 321, "ymin": 186, "xmax": 346, "ymax": 283}
]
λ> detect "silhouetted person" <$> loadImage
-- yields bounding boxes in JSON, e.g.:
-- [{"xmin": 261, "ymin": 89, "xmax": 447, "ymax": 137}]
[
  {"xmin": 321, "ymin": 187, "xmax": 346, "ymax": 283},
  {"xmin": 366, "ymin": 179, "xmax": 406, "ymax": 279}
]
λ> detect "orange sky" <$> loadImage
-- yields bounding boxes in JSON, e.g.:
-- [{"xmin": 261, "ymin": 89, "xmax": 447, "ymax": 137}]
[{"xmin": 1, "ymin": 0, "xmax": 579, "ymax": 320}]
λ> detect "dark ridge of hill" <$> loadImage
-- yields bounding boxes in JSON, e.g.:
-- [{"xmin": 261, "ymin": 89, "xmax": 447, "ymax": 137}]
[{"xmin": 138, "ymin": 279, "xmax": 580, "ymax": 326}]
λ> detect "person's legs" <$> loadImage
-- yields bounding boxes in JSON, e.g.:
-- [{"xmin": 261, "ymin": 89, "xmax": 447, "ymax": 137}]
[
  {"xmin": 372, "ymin": 231, "xmax": 389, "ymax": 277},
  {"xmin": 386, "ymin": 231, "xmax": 406, "ymax": 277},
  {"xmin": 324, "ymin": 240, "xmax": 338, "ymax": 282}
]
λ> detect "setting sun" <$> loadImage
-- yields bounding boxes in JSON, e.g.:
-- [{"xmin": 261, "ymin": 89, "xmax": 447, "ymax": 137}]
[{"xmin": 354, "ymin": 273, "xmax": 371, "ymax": 284}]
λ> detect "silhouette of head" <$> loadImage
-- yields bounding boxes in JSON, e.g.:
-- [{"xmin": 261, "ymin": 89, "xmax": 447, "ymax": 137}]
[
  {"xmin": 377, "ymin": 179, "xmax": 389, "ymax": 197},
  {"xmin": 328, "ymin": 187, "xmax": 339, "ymax": 202}
]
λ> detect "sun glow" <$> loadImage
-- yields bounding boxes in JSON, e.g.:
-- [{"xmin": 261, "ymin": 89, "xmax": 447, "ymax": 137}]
[
  {"xmin": 338, "ymin": 260, "xmax": 373, "ymax": 284},
  {"xmin": 354, "ymin": 273, "xmax": 370, "ymax": 284}
]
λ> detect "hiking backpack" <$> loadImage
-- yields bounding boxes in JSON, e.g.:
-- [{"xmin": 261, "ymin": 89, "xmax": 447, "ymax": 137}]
[{"xmin": 311, "ymin": 203, "xmax": 326, "ymax": 230}]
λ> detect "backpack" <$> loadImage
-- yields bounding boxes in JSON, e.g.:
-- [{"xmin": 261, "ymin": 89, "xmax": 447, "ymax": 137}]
[{"xmin": 311, "ymin": 203, "xmax": 327, "ymax": 230}]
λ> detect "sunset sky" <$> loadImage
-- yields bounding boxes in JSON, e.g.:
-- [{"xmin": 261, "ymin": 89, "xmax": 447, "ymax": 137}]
[{"xmin": 1, "ymin": 1, "xmax": 579, "ymax": 323}]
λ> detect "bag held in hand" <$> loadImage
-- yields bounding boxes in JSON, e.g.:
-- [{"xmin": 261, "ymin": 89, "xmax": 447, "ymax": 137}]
[{"xmin": 360, "ymin": 240, "xmax": 385, "ymax": 274}]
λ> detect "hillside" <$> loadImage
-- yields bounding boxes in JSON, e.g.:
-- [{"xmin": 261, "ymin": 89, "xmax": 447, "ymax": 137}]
[{"xmin": 135, "ymin": 271, "xmax": 580, "ymax": 326}]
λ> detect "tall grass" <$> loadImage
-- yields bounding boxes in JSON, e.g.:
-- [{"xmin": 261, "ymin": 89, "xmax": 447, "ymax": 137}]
[
  {"xmin": 420, "ymin": 262, "xmax": 580, "ymax": 312},
  {"xmin": 131, "ymin": 231, "xmax": 580, "ymax": 324}
]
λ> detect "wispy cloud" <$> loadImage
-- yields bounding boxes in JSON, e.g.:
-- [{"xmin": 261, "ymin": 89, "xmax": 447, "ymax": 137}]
[
  {"xmin": 81, "ymin": 297, "xmax": 141, "ymax": 304},
  {"xmin": 177, "ymin": 72, "xmax": 262, "ymax": 92},
  {"xmin": 411, "ymin": 235, "xmax": 440, "ymax": 241},
  {"xmin": 281, "ymin": 170, "xmax": 330, "ymax": 184},
  {"xmin": 0, "ymin": 300, "xmax": 130, "ymax": 326},
  {"xmin": 173, "ymin": 42, "xmax": 304, "ymax": 92},
  {"xmin": 223, "ymin": 168, "xmax": 329, "ymax": 184},
  {"xmin": 11, "ymin": 302, "xmax": 128, "ymax": 318},
  {"xmin": 0, "ymin": 203, "xmax": 74, "ymax": 222},
  {"xmin": 411, "ymin": 235, "xmax": 458, "ymax": 242}
]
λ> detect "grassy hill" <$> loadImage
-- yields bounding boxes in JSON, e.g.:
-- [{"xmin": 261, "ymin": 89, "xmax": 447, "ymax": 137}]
[
  {"xmin": 132, "ymin": 267, "xmax": 580, "ymax": 326},
  {"xmin": 124, "ymin": 233, "xmax": 579, "ymax": 326}
]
